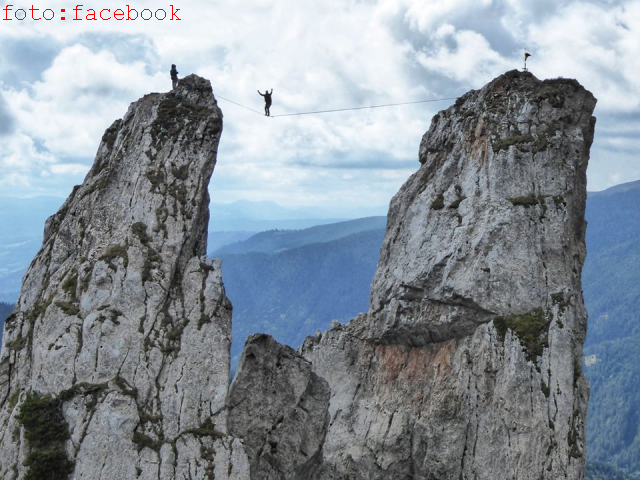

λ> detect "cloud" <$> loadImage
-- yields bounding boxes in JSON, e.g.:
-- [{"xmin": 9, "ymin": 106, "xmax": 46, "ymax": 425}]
[
  {"xmin": 76, "ymin": 32, "xmax": 160, "ymax": 67},
  {"xmin": 415, "ymin": 26, "xmax": 512, "ymax": 85},
  {"xmin": 0, "ymin": 0, "xmax": 639, "ymax": 210},
  {"xmin": 5, "ymin": 44, "xmax": 167, "ymax": 159},
  {"xmin": 0, "ymin": 173, "xmax": 30, "ymax": 188},
  {"xmin": 50, "ymin": 164, "xmax": 91, "ymax": 176},
  {"xmin": 527, "ymin": 1, "xmax": 640, "ymax": 113},
  {"xmin": 0, "ymin": 94, "xmax": 15, "ymax": 136},
  {"xmin": 0, "ymin": 35, "xmax": 61, "ymax": 88},
  {"xmin": 291, "ymin": 157, "xmax": 417, "ymax": 170},
  {"xmin": 0, "ymin": 133, "xmax": 56, "ymax": 172}
]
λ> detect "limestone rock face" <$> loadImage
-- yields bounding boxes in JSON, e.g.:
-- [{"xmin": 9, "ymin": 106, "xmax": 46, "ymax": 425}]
[
  {"xmin": 227, "ymin": 334, "xmax": 330, "ymax": 480},
  {"xmin": 298, "ymin": 70, "xmax": 596, "ymax": 479},
  {"xmin": 0, "ymin": 75, "xmax": 249, "ymax": 479}
]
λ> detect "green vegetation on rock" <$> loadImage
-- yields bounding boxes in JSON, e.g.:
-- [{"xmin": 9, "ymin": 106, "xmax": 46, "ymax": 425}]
[
  {"xmin": 132, "ymin": 431, "xmax": 162, "ymax": 452},
  {"xmin": 99, "ymin": 244, "xmax": 129, "ymax": 269},
  {"xmin": 100, "ymin": 120, "xmax": 121, "ymax": 151},
  {"xmin": 17, "ymin": 392, "xmax": 74, "ymax": 480},
  {"xmin": 431, "ymin": 193, "xmax": 445, "ymax": 210},
  {"xmin": 61, "ymin": 273, "xmax": 78, "ymax": 296},
  {"xmin": 132, "ymin": 222, "xmax": 152, "ymax": 245},
  {"xmin": 493, "ymin": 308, "xmax": 551, "ymax": 361},
  {"xmin": 183, "ymin": 418, "xmax": 225, "ymax": 439},
  {"xmin": 492, "ymin": 133, "xmax": 535, "ymax": 152},
  {"xmin": 508, "ymin": 194, "xmax": 541, "ymax": 207}
]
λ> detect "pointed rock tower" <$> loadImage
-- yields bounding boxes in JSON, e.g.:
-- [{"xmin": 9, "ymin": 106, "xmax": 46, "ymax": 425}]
[
  {"xmin": 300, "ymin": 70, "xmax": 596, "ymax": 479},
  {"xmin": 0, "ymin": 75, "xmax": 249, "ymax": 479}
]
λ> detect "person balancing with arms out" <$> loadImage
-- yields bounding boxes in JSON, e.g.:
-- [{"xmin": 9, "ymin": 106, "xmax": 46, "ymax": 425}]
[{"xmin": 257, "ymin": 88, "xmax": 273, "ymax": 116}]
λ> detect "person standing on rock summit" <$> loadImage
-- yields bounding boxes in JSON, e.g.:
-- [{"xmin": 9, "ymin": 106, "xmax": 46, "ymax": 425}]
[
  {"xmin": 170, "ymin": 64, "xmax": 179, "ymax": 90},
  {"xmin": 257, "ymin": 88, "xmax": 273, "ymax": 116}
]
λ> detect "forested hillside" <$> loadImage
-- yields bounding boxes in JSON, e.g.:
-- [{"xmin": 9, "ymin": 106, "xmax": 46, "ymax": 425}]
[
  {"xmin": 583, "ymin": 181, "xmax": 640, "ymax": 478},
  {"xmin": 584, "ymin": 181, "xmax": 640, "ymax": 345},
  {"xmin": 218, "ymin": 228, "xmax": 385, "ymax": 366}
]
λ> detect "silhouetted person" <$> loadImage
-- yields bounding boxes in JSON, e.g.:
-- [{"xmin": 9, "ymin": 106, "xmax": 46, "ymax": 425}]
[
  {"xmin": 170, "ymin": 64, "xmax": 179, "ymax": 90},
  {"xmin": 258, "ymin": 89, "xmax": 273, "ymax": 116}
]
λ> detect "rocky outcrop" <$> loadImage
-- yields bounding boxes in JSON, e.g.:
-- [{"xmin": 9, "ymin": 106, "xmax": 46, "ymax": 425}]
[
  {"xmin": 0, "ymin": 75, "xmax": 249, "ymax": 479},
  {"xmin": 227, "ymin": 334, "xmax": 330, "ymax": 479},
  {"xmin": 299, "ymin": 70, "xmax": 596, "ymax": 479},
  {"xmin": 0, "ymin": 69, "xmax": 596, "ymax": 480}
]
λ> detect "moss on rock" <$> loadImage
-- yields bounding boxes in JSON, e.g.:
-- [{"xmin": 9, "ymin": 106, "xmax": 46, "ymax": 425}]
[
  {"xmin": 494, "ymin": 308, "xmax": 551, "ymax": 361},
  {"xmin": 17, "ymin": 392, "xmax": 74, "ymax": 480},
  {"xmin": 431, "ymin": 193, "xmax": 445, "ymax": 210}
]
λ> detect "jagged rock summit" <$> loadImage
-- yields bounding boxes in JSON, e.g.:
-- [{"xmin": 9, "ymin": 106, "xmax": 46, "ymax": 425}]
[
  {"xmin": 0, "ymin": 75, "xmax": 250, "ymax": 479},
  {"xmin": 0, "ymin": 70, "xmax": 596, "ymax": 480}
]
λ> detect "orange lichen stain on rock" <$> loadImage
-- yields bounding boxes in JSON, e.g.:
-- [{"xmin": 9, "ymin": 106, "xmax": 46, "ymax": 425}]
[
  {"xmin": 375, "ymin": 339, "xmax": 457, "ymax": 389},
  {"xmin": 466, "ymin": 118, "xmax": 488, "ymax": 164},
  {"xmin": 374, "ymin": 344, "xmax": 410, "ymax": 385},
  {"xmin": 471, "ymin": 138, "xmax": 489, "ymax": 164}
]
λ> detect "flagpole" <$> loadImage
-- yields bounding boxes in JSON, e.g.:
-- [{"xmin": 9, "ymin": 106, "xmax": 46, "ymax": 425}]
[{"xmin": 524, "ymin": 50, "xmax": 531, "ymax": 72}]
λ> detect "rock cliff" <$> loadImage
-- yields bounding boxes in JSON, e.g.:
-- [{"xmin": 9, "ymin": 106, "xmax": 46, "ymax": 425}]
[
  {"xmin": 298, "ymin": 70, "xmax": 596, "ymax": 479},
  {"xmin": 0, "ymin": 69, "xmax": 596, "ymax": 480},
  {"xmin": 0, "ymin": 75, "xmax": 249, "ymax": 479}
]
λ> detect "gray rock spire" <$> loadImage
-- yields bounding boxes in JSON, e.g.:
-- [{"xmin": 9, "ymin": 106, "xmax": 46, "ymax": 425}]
[
  {"xmin": 299, "ymin": 70, "xmax": 596, "ymax": 479},
  {"xmin": 0, "ymin": 75, "xmax": 249, "ymax": 479}
]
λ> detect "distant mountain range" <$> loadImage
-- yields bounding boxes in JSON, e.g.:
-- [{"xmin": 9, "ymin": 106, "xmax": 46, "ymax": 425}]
[
  {"xmin": 213, "ymin": 216, "xmax": 386, "ymax": 255},
  {"xmin": 211, "ymin": 218, "xmax": 386, "ymax": 368},
  {"xmin": 208, "ymin": 199, "xmax": 379, "ymax": 232},
  {"xmin": 0, "ymin": 196, "xmax": 65, "ymax": 301},
  {"xmin": 0, "ymin": 196, "xmax": 373, "ymax": 301}
]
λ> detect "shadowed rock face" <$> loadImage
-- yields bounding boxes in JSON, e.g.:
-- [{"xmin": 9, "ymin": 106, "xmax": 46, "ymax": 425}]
[
  {"xmin": 298, "ymin": 70, "xmax": 596, "ymax": 479},
  {"xmin": 0, "ymin": 70, "xmax": 596, "ymax": 480},
  {"xmin": 227, "ymin": 334, "xmax": 330, "ymax": 480},
  {"xmin": 0, "ymin": 75, "xmax": 250, "ymax": 480}
]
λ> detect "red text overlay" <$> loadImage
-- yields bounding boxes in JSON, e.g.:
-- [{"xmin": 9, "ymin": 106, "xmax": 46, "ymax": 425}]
[{"xmin": 2, "ymin": 4, "xmax": 181, "ymax": 20}]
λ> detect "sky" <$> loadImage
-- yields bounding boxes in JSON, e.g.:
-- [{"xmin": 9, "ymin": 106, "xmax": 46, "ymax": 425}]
[{"xmin": 0, "ymin": 0, "xmax": 639, "ymax": 218}]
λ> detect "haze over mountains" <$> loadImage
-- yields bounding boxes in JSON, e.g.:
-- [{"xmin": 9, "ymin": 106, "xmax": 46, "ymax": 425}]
[
  {"xmin": 0, "ymin": 180, "xmax": 639, "ymax": 477},
  {"xmin": 0, "ymin": 196, "xmax": 386, "ymax": 301},
  {"xmin": 211, "ymin": 218, "xmax": 386, "ymax": 366}
]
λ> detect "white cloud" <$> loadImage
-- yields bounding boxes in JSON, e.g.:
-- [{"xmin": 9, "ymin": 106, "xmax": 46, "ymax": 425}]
[
  {"xmin": 0, "ymin": 133, "xmax": 56, "ymax": 172},
  {"xmin": 0, "ymin": 0, "xmax": 639, "ymax": 210},
  {"xmin": 0, "ymin": 173, "xmax": 31, "ymax": 187},
  {"xmin": 49, "ymin": 163, "xmax": 90, "ymax": 176},
  {"xmin": 416, "ymin": 27, "xmax": 512, "ymax": 84},
  {"xmin": 5, "ymin": 44, "xmax": 166, "ymax": 158},
  {"xmin": 527, "ymin": 2, "xmax": 640, "ymax": 113}
]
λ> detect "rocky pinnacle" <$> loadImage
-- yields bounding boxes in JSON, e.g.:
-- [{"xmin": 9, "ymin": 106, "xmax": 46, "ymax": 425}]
[
  {"xmin": 300, "ymin": 70, "xmax": 597, "ymax": 479},
  {"xmin": 0, "ymin": 75, "xmax": 249, "ymax": 479}
]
